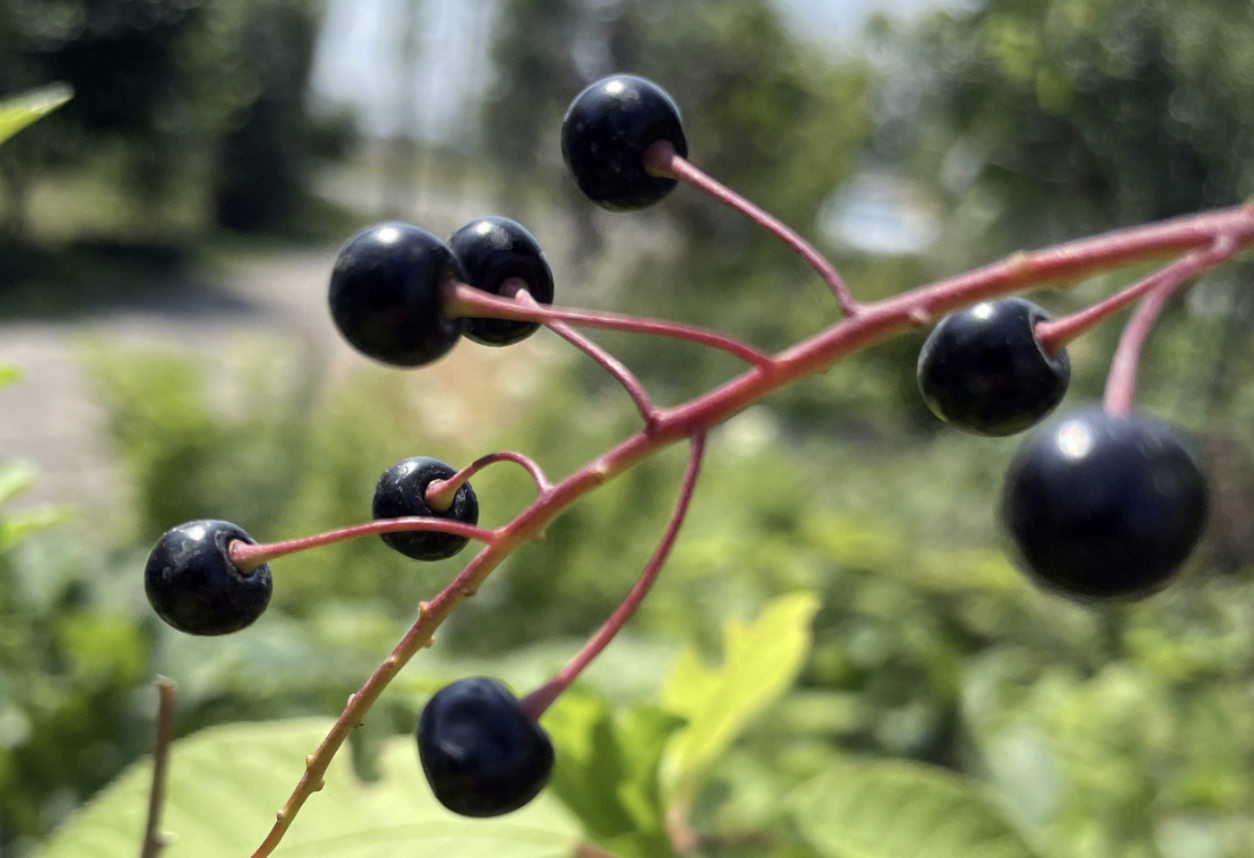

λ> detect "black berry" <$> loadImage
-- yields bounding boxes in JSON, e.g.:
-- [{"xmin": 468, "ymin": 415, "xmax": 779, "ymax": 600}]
[
  {"xmin": 372, "ymin": 457, "xmax": 480, "ymax": 561},
  {"xmin": 1001, "ymin": 408, "xmax": 1209, "ymax": 601},
  {"xmin": 448, "ymin": 216, "xmax": 555, "ymax": 347},
  {"xmin": 417, "ymin": 677, "xmax": 554, "ymax": 818},
  {"xmin": 144, "ymin": 520, "xmax": 272, "ymax": 635},
  {"xmin": 329, "ymin": 222, "xmax": 465, "ymax": 367},
  {"xmin": 917, "ymin": 297, "xmax": 1070, "ymax": 436},
  {"xmin": 561, "ymin": 74, "xmax": 688, "ymax": 211}
]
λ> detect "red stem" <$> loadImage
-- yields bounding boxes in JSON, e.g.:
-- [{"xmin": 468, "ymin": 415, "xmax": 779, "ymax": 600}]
[
  {"xmin": 249, "ymin": 203, "xmax": 1254, "ymax": 858},
  {"xmin": 644, "ymin": 140, "xmax": 860, "ymax": 318},
  {"xmin": 139, "ymin": 677, "xmax": 177, "ymax": 858},
  {"xmin": 519, "ymin": 433, "xmax": 706, "ymax": 720},
  {"xmin": 506, "ymin": 282, "xmax": 658, "ymax": 428},
  {"xmin": 230, "ymin": 518, "xmax": 498, "ymax": 573},
  {"xmin": 1103, "ymin": 235, "xmax": 1238, "ymax": 414},
  {"xmin": 426, "ymin": 450, "xmax": 552, "ymax": 511},
  {"xmin": 444, "ymin": 283, "xmax": 773, "ymax": 368}
]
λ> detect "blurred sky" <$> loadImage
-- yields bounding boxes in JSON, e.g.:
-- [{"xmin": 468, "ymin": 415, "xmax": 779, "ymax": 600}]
[{"xmin": 311, "ymin": 0, "xmax": 945, "ymax": 140}]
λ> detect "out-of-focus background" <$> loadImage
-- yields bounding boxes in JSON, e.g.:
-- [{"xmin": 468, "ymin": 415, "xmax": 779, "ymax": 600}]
[{"xmin": 2, "ymin": 0, "xmax": 1253, "ymax": 855}]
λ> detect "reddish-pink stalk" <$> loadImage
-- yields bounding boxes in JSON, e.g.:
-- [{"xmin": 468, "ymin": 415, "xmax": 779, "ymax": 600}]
[
  {"xmin": 506, "ymin": 282, "xmax": 658, "ymax": 426},
  {"xmin": 249, "ymin": 203, "xmax": 1254, "ymax": 858},
  {"xmin": 230, "ymin": 518, "xmax": 498, "ymax": 573},
  {"xmin": 520, "ymin": 433, "xmax": 706, "ymax": 721},
  {"xmin": 643, "ymin": 140, "xmax": 859, "ymax": 318},
  {"xmin": 1103, "ymin": 235, "xmax": 1237, "ymax": 414},
  {"xmin": 1036, "ymin": 245, "xmax": 1234, "ymax": 354},
  {"xmin": 445, "ymin": 283, "xmax": 773, "ymax": 368},
  {"xmin": 140, "ymin": 677, "xmax": 177, "ymax": 858},
  {"xmin": 426, "ymin": 450, "xmax": 552, "ymax": 511}
]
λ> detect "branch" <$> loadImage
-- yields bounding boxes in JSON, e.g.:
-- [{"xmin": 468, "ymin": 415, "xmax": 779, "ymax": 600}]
[
  {"xmin": 426, "ymin": 450, "xmax": 553, "ymax": 510},
  {"xmin": 250, "ymin": 201, "xmax": 1254, "ymax": 857},
  {"xmin": 520, "ymin": 433, "xmax": 706, "ymax": 719},
  {"xmin": 140, "ymin": 677, "xmax": 177, "ymax": 858},
  {"xmin": 445, "ymin": 283, "xmax": 774, "ymax": 368},
  {"xmin": 644, "ymin": 139, "xmax": 859, "ymax": 317}
]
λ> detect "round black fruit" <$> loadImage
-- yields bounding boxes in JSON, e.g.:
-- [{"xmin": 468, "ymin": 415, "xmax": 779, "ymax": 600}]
[
  {"xmin": 417, "ymin": 677, "xmax": 554, "ymax": 818},
  {"xmin": 144, "ymin": 520, "xmax": 272, "ymax": 635},
  {"xmin": 448, "ymin": 216, "xmax": 555, "ymax": 346},
  {"xmin": 917, "ymin": 297, "xmax": 1070, "ymax": 436},
  {"xmin": 329, "ymin": 222, "xmax": 465, "ymax": 367},
  {"xmin": 372, "ymin": 457, "xmax": 480, "ymax": 561},
  {"xmin": 561, "ymin": 74, "xmax": 688, "ymax": 211},
  {"xmin": 1001, "ymin": 408, "xmax": 1209, "ymax": 601}
]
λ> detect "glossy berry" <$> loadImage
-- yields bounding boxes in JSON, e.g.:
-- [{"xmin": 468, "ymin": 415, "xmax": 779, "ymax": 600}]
[
  {"xmin": 448, "ymin": 216, "xmax": 555, "ymax": 346},
  {"xmin": 917, "ymin": 297, "xmax": 1070, "ymax": 436},
  {"xmin": 372, "ymin": 457, "xmax": 480, "ymax": 561},
  {"xmin": 1001, "ymin": 408, "xmax": 1209, "ymax": 601},
  {"xmin": 329, "ymin": 222, "xmax": 465, "ymax": 367},
  {"xmin": 561, "ymin": 74, "xmax": 688, "ymax": 211},
  {"xmin": 417, "ymin": 677, "xmax": 554, "ymax": 817},
  {"xmin": 144, "ymin": 520, "xmax": 272, "ymax": 635}
]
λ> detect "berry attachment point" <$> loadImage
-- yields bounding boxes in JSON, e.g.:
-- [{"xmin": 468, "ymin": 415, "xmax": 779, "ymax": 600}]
[
  {"xmin": 329, "ymin": 222, "xmax": 465, "ymax": 367},
  {"xmin": 417, "ymin": 677, "xmax": 555, "ymax": 818},
  {"xmin": 144, "ymin": 520, "xmax": 273, "ymax": 635},
  {"xmin": 917, "ymin": 297, "xmax": 1071, "ymax": 436},
  {"xmin": 372, "ymin": 457, "xmax": 480, "ymax": 561},
  {"xmin": 561, "ymin": 74, "xmax": 688, "ymax": 211},
  {"xmin": 1000, "ymin": 408, "xmax": 1210, "ymax": 601},
  {"xmin": 448, "ymin": 216, "xmax": 555, "ymax": 346}
]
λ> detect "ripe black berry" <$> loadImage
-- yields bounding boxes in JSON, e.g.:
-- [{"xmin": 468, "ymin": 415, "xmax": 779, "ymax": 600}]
[
  {"xmin": 144, "ymin": 520, "xmax": 272, "ymax": 635},
  {"xmin": 372, "ymin": 457, "xmax": 480, "ymax": 561},
  {"xmin": 448, "ymin": 216, "xmax": 555, "ymax": 347},
  {"xmin": 329, "ymin": 222, "xmax": 465, "ymax": 367},
  {"xmin": 1001, "ymin": 408, "xmax": 1209, "ymax": 601},
  {"xmin": 417, "ymin": 677, "xmax": 554, "ymax": 817},
  {"xmin": 917, "ymin": 297, "xmax": 1070, "ymax": 436},
  {"xmin": 561, "ymin": 74, "xmax": 688, "ymax": 211}
]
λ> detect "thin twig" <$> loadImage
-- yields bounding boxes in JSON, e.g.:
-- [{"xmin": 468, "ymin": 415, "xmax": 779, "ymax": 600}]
[
  {"xmin": 426, "ymin": 450, "xmax": 553, "ymax": 510},
  {"xmin": 140, "ymin": 677, "xmax": 177, "ymax": 858},
  {"xmin": 520, "ymin": 433, "xmax": 706, "ymax": 719},
  {"xmin": 1104, "ymin": 235, "xmax": 1238, "ymax": 414},
  {"xmin": 644, "ymin": 140, "xmax": 860, "ymax": 318}
]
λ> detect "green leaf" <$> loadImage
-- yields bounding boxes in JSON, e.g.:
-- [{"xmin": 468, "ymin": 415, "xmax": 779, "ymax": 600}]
[
  {"xmin": 789, "ymin": 760, "xmax": 1047, "ymax": 858},
  {"xmin": 35, "ymin": 718, "xmax": 582, "ymax": 858},
  {"xmin": 0, "ymin": 506, "xmax": 72, "ymax": 553},
  {"xmin": 0, "ymin": 460, "xmax": 37, "ymax": 506},
  {"xmin": 545, "ymin": 689, "xmax": 684, "ymax": 858},
  {"xmin": 0, "ymin": 85, "xmax": 72, "ymax": 147},
  {"xmin": 660, "ymin": 591, "xmax": 820, "ymax": 806}
]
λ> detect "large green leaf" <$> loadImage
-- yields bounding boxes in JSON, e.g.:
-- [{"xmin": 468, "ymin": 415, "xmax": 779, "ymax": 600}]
[
  {"xmin": 0, "ymin": 85, "xmax": 72, "ymax": 147},
  {"xmin": 35, "ymin": 718, "xmax": 582, "ymax": 858},
  {"xmin": 545, "ymin": 690, "xmax": 684, "ymax": 858},
  {"xmin": 789, "ymin": 761, "xmax": 1047, "ymax": 858},
  {"xmin": 659, "ymin": 591, "xmax": 820, "ymax": 806}
]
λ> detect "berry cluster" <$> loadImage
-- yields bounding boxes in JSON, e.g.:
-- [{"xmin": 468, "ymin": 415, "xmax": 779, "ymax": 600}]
[{"xmin": 138, "ymin": 71, "xmax": 1233, "ymax": 850}]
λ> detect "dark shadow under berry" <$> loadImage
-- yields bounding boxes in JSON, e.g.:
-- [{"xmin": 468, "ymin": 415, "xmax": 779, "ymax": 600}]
[
  {"xmin": 1000, "ymin": 407, "xmax": 1209, "ymax": 601},
  {"xmin": 917, "ymin": 297, "xmax": 1070, "ymax": 436},
  {"xmin": 329, "ymin": 222, "xmax": 466, "ymax": 367},
  {"xmin": 449, "ymin": 216, "xmax": 555, "ymax": 347},
  {"xmin": 372, "ymin": 457, "xmax": 480, "ymax": 561},
  {"xmin": 561, "ymin": 74, "xmax": 688, "ymax": 211},
  {"xmin": 144, "ymin": 519, "xmax": 272, "ymax": 635},
  {"xmin": 417, "ymin": 677, "xmax": 554, "ymax": 818}
]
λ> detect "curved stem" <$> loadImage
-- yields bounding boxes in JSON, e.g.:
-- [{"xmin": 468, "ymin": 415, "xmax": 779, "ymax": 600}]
[
  {"xmin": 1103, "ymin": 235, "xmax": 1238, "ymax": 414},
  {"xmin": 1037, "ymin": 244, "xmax": 1236, "ymax": 354},
  {"xmin": 444, "ymin": 283, "xmax": 773, "ymax": 368},
  {"xmin": 520, "ymin": 433, "xmax": 706, "ymax": 720},
  {"xmin": 644, "ymin": 140, "xmax": 859, "ymax": 318},
  {"xmin": 426, "ymin": 450, "xmax": 552, "ymax": 511},
  {"xmin": 250, "ymin": 202, "xmax": 1254, "ymax": 858},
  {"xmin": 230, "ymin": 519, "xmax": 498, "ymax": 573},
  {"xmin": 507, "ymin": 282, "xmax": 659, "ymax": 428},
  {"xmin": 140, "ymin": 677, "xmax": 177, "ymax": 858}
]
